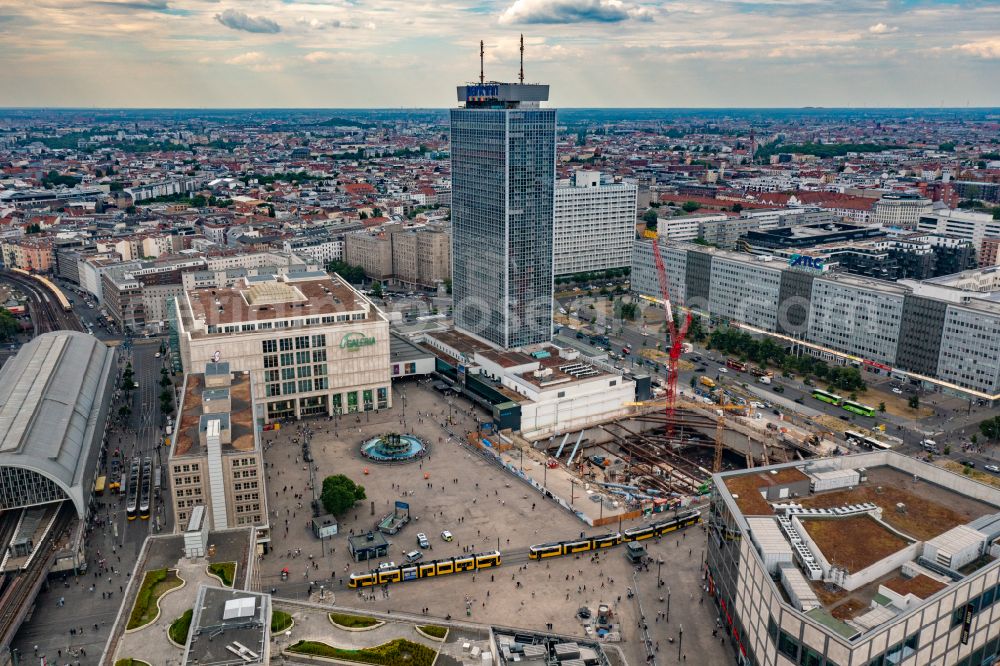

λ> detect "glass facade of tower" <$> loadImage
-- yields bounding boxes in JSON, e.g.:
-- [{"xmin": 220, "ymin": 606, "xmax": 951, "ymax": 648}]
[{"xmin": 450, "ymin": 104, "xmax": 556, "ymax": 349}]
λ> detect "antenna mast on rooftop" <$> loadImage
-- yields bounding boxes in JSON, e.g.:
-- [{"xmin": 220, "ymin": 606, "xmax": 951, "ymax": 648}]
[
  {"xmin": 480, "ymin": 40, "xmax": 485, "ymax": 84},
  {"xmin": 519, "ymin": 34, "xmax": 525, "ymax": 84}
]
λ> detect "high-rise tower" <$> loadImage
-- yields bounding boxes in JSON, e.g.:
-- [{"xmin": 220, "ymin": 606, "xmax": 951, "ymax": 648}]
[{"xmin": 450, "ymin": 47, "xmax": 556, "ymax": 349}]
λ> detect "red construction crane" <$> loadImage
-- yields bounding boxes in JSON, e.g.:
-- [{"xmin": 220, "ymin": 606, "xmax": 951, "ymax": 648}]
[{"xmin": 651, "ymin": 234, "xmax": 691, "ymax": 438}]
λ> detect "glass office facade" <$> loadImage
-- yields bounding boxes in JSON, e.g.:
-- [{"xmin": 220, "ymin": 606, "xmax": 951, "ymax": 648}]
[{"xmin": 450, "ymin": 104, "xmax": 556, "ymax": 349}]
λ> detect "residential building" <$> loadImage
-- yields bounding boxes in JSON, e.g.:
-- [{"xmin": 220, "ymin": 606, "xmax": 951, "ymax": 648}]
[
  {"xmin": 709, "ymin": 452, "xmax": 1000, "ymax": 666},
  {"xmin": 168, "ymin": 362, "xmax": 269, "ymax": 546},
  {"xmin": 553, "ymin": 171, "xmax": 636, "ymax": 276},
  {"xmin": 451, "ymin": 82, "xmax": 556, "ymax": 349},
  {"xmin": 981, "ymin": 238, "xmax": 1000, "ymax": 268},
  {"xmin": 391, "ymin": 227, "xmax": 451, "ymax": 287},
  {"xmin": 173, "ymin": 272, "xmax": 391, "ymax": 421},
  {"xmin": 1, "ymin": 237, "xmax": 54, "ymax": 272},
  {"xmin": 870, "ymin": 193, "xmax": 933, "ymax": 229}
]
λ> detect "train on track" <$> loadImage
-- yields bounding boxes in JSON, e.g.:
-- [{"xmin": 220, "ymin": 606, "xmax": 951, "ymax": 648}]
[
  {"xmin": 348, "ymin": 550, "xmax": 501, "ymax": 588},
  {"xmin": 7, "ymin": 268, "xmax": 72, "ymax": 311},
  {"xmin": 527, "ymin": 509, "xmax": 701, "ymax": 559}
]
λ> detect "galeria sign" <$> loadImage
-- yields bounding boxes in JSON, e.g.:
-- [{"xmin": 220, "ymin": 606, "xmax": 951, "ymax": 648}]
[{"xmin": 341, "ymin": 332, "xmax": 376, "ymax": 350}]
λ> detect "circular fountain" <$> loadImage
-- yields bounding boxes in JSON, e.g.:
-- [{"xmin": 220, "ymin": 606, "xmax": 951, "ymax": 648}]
[{"xmin": 360, "ymin": 432, "xmax": 427, "ymax": 463}]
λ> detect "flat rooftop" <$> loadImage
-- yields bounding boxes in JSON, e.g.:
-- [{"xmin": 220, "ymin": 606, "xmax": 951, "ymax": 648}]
[
  {"xmin": 183, "ymin": 273, "xmax": 375, "ymax": 332},
  {"xmin": 172, "ymin": 372, "xmax": 255, "ymax": 458},
  {"xmin": 183, "ymin": 584, "xmax": 269, "ymax": 666},
  {"xmin": 716, "ymin": 453, "xmax": 1000, "ymax": 635}
]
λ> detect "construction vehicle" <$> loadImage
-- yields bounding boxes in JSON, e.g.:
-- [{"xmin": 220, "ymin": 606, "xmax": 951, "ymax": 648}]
[{"xmin": 699, "ymin": 376, "xmax": 716, "ymax": 389}]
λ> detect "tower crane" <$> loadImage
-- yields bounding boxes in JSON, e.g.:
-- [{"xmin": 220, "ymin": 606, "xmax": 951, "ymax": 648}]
[{"xmin": 651, "ymin": 233, "xmax": 691, "ymax": 439}]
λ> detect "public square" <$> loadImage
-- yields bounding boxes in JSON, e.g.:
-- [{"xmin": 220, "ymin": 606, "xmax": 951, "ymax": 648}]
[{"xmin": 259, "ymin": 379, "xmax": 730, "ymax": 665}]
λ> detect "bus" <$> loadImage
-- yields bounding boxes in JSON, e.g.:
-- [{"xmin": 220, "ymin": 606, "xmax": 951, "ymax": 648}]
[
  {"xmin": 94, "ymin": 475, "xmax": 106, "ymax": 497},
  {"xmin": 841, "ymin": 400, "xmax": 876, "ymax": 417},
  {"xmin": 812, "ymin": 389, "xmax": 844, "ymax": 405},
  {"xmin": 845, "ymin": 430, "xmax": 892, "ymax": 450},
  {"xmin": 726, "ymin": 359, "xmax": 748, "ymax": 372}
]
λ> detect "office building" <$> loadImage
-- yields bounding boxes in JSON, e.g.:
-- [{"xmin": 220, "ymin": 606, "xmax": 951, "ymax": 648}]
[
  {"xmin": 553, "ymin": 171, "xmax": 636, "ymax": 276},
  {"xmin": 918, "ymin": 210, "xmax": 1000, "ymax": 254},
  {"xmin": 173, "ymin": 271, "xmax": 391, "ymax": 421},
  {"xmin": 870, "ymin": 193, "xmax": 932, "ymax": 229},
  {"xmin": 169, "ymin": 363, "xmax": 269, "ymax": 545},
  {"xmin": 631, "ymin": 239, "xmax": 1000, "ymax": 398},
  {"xmin": 344, "ymin": 225, "xmax": 451, "ymax": 288},
  {"xmin": 709, "ymin": 451, "xmax": 1000, "ymax": 666},
  {"xmin": 451, "ymin": 82, "xmax": 556, "ymax": 349}
]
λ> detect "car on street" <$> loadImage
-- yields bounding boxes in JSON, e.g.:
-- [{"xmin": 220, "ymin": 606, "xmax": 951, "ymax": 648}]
[
  {"xmin": 772, "ymin": 386, "xmax": 784, "ymax": 393},
  {"xmin": 794, "ymin": 397, "xmax": 804, "ymax": 404},
  {"xmin": 718, "ymin": 367, "xmax": 728, "ymax": 373},
  {"xmin": 891, "ymin": 387, "xmax": 903, "ymax": 394},
  {"xmin": 378, "ymin": 561, "xmax": 397, "ymax": 570},
  {"xmin": 155, "ymin": 352, "xmax": 161, "ymax": 358},
  {"xmin": 986, "ymin": 465, "xmax": 1000, "ymax": 474},
  {"xmin": 441, "ymin": 530, "xmax": 453, "ymax": 542},
  {"xmin": 405, "ymin": 550, "xmax": 423, "ymax": 563},
  {"xmin": 417, "ymin": 533, "xmax": 430, "ymax": 548},
  {"xmin": 961, "ymin": 460, "xmax": 977, "ymax": 469}
]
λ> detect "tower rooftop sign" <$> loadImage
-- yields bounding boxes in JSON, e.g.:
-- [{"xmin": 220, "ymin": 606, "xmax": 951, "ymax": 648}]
[{"xmin": 457, "ymin": 83, "xmax": 549, "ymax": 106}]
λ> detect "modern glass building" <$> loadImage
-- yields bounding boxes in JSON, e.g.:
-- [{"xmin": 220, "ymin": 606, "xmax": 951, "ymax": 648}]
[{"xmin": 450, "ymin": 82, "xmax": 556, "ymax": 349}]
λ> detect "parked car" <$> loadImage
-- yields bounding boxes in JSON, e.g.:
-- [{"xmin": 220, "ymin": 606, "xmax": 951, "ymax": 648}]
[
  {"xmin": 440, "ymin": 530, "xmax": 454, "ymax": 542},
  {"xmin": 891, "ymin": 387, "xmax": 903, "ymax": 394},
  {"xmin": 417, "ymin": 533, "xmax": 430, "ymax": 548},
  {"xmin": 378, "ymin": 561, "xmax": 397, "ymax": 570},
  {"xmin": 985, "ymin": 465, "xmax": 1000, "ymax": 474},
  {"xmin": 961, "ymin": 460, "xmax": 977, "ymax": 469}
]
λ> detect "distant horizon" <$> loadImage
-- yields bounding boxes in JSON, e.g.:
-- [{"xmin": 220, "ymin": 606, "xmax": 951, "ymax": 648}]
[{"xmin": 2, "ymin": 106, "xmax": 998, "ymax": 112}]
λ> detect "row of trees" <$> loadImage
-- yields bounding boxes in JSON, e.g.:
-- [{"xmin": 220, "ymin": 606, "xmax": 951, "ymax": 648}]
[
  {"xmin": 325, "ymin": 260, "xmax": 366, "ymax": 284},
  {"xmin": 555, "ymin": 267, "xmax": 630, "ymax": 286},
  {"xmin": 0, "ymin": 307, "xmax": 18, "ymax": 341},
  {"xmin": 705, "ymin": 326, "xmax": 867, "ymax": 393}
]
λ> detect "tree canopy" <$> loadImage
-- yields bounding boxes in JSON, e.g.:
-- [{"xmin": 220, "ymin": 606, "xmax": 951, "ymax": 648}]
[{"xmin": 320, "ymin": 475, "xmax": 366, "ymax": 516}]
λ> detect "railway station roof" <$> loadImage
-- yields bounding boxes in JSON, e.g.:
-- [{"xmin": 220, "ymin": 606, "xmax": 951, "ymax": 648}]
[{"xmin": 0, "ymin": 331, "xmax": 116, "ymax": 518}]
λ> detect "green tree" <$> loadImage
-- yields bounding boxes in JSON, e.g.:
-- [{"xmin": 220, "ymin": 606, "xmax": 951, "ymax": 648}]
[
  {"xmin": 908, "ymin": 394, "xmax": 920, "ymax": 410},
  {"xmin": 732, "ymin": 203, "xmax": 743, "ymax": 213},
  {"xmin": 681, "ymin": 201, "xmax": 700, "ymax": 213},
  {"xmin": 320, "ymin": 474, "xmax": 367, "ymax": 516},
  {"xmin": 0, "ymin": 307, "xmax": 18, "ymax": 341},
  {"xmin": 980, "ymin": 416, "xmax": 1000, "ymax": 442},
  {"xmin": 642, "ymin": 209, "xmax": 659, "ymax": 225},
  {"xmin": 878, "ymin": 402, "xmax": 886, "ymax": 413},
  {"xmin": 444, "ymin": 278, "xmax": 452, "ymax": 295},
  {"xmin": 372, "ymin": 281, "xmax": 384, "ymax": 298},
  {"xmin": 325, "ymin": 260, "xmax": 366, "ymax": 284}
]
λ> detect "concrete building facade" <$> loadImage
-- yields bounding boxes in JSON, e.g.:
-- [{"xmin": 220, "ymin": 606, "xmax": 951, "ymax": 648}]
[
  {"xmin": 174, "ymin": 272, "xmax": 391, "ymax": 422},
  {"xmin": 553, "ymin": 171, "xmax": 636, "ymax": 276}
]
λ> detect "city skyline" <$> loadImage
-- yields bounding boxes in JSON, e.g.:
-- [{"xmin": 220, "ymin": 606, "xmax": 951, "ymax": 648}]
[{"xmin": 0, "ymin": 0, "xmax": 998, "ymax": 108}]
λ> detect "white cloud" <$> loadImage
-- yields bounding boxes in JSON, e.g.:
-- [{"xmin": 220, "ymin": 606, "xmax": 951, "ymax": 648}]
[
  {"xmin": 224, "ymin": 51, "xmax": 283, "ymax": 71},
  {"xmin": 951, "ymin": 38, "xmax": 1000, "ymax": 59},
  {"xmin": 499, "ymin": 0, "xmax": 653, "ymax": 25},
  {"xmin": 868, "ymin": 22, "xmax": 897, "ymax": 34},
  {"xmin": 303, "ymin": 51, "xmax": 335, "ymax": 63}
]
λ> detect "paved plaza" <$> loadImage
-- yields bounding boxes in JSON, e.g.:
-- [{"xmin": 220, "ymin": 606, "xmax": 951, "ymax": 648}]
[{"xmin": 260, "ymin": 380, "xmax": 732, "ymax": 666}]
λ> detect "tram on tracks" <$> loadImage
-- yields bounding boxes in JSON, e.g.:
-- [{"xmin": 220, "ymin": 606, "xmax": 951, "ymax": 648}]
[
  {"xmin": 7, "ymin": 268, "xmax": 72, "ymax": 311},
  {"xmin": 348, "ymin": 550, "xmax": 501, "ymax": 588},
  {"xmin": 139, "ymin": 457, "xmax": 152, "ymax": 520},
  {"xmin": 125, "ymin": 457, "xmax": 140, "ymax": 520},
  {"xmin": 527, "ymin": 509, "xmax": 701, "ymax": 560}
]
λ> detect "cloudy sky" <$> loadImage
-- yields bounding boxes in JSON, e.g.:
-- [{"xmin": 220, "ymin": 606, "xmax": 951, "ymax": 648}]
[{"xmin": 0, "ymin": 0, "xmax": 997, "ymax": 107}]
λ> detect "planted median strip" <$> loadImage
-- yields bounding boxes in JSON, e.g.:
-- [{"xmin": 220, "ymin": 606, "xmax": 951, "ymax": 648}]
[
  {"xmin": 329, "ymin": 612, "xmax": 382, "ymax": 629},
  {"xmin": 416, "ymin": 624, "xmax": 448, "ymax": 640},
  {"xmin": 271, "ymin": 609, "xmax": 294, "ymax": 632},
  {"xmin": 207, "ymin": 561, "xmax": 237, "ymax": 587},
  {"xmin": 168, "ymin": 609, "xmax": 193, "ymax": 646},
  {"xmin": 288, "ymin": 639, "xmax": 437, "ymax": 666},
  {"xmin": 126, "ymin": 568, "xmax": 182, "ymax": 630}
]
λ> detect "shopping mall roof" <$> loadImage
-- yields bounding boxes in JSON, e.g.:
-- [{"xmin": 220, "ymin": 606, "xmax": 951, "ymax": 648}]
[{"xmin": 0, "ymin": 331, "xmax": 116, "ymax": 518}]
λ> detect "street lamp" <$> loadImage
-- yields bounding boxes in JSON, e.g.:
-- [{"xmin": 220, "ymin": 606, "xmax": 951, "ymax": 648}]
[
  {"xmin": 678, "ymin": 624, "xmax": 683, "ymax": 660},
  {"xmin": 657, "ymin": 558, "xmax": 663, "ymax": 587},
  {"xmin": 666, "ymin": 586, "xmax": 671, "ymax": 623}
]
